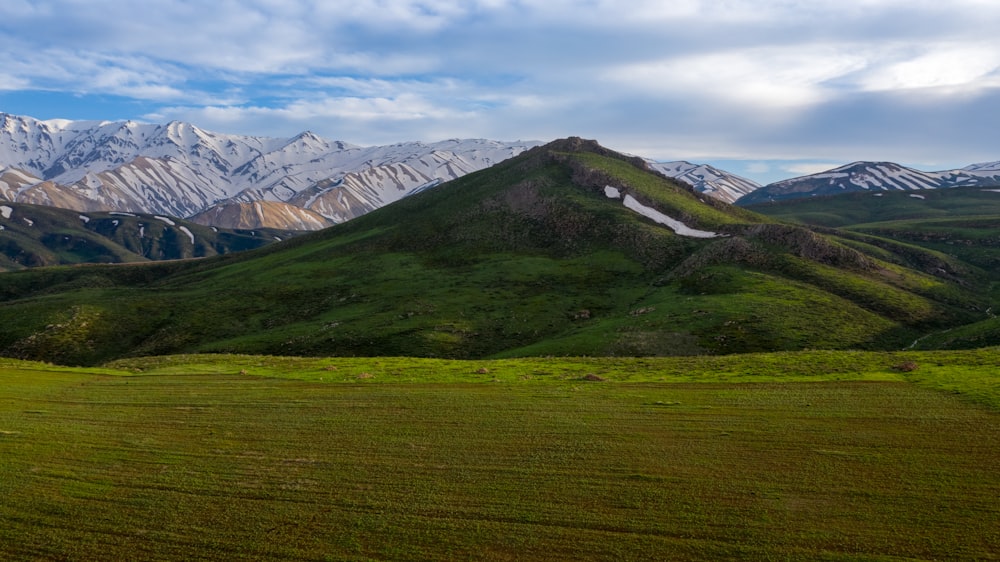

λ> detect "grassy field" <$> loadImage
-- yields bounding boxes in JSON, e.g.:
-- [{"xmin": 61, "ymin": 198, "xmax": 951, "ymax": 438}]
[{"xmin": 1, "ymin": 351, "xmax": 998, "ymax": 560}]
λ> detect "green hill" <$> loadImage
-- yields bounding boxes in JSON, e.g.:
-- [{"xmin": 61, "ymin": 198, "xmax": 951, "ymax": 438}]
[
  {"xmin": 746, "ymin": 187, "xmax": 1000, "ymax": 349},
  {"xmin": 0, "ymin": 202, "xmax": 299, "ymax": 271},
  {"xmin": 0, "ymin": 139, "xmax": 992, "ymax": 365}
]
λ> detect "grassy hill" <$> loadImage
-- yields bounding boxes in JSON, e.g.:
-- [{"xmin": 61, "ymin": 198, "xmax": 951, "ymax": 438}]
[
  {"xmin": 746, "ymin": 187, "xmax": 1000, "ymax": 349},
  {"xmin": 0, "ymin": 139, "xmax": 993, "ymax": 365},
  {"xmin": 0, "ymin": 202, "xmax": 299, "ymax": 271}
]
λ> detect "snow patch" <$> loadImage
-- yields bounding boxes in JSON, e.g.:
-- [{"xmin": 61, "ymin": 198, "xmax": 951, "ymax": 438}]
[
  {"xmin": 621, "ymin": 195, "xmax": 721, "ymax": 238},
  {"xmin": 111, "ymin": 211, "xmax": 137, "ymax": 217},
  {"xmin": 909, "ymin": 194, "xmax": 926, "ymax": 200},
  {"xmin": 604, "ymin": 185, "xmax": 621, "ymax": 199},
  {"xmin": 112, "ymin": 220, "xmax": 119, "ymax": 226},
  {"xmin": 154, "ymin": 215, "xmax": 176, "ymax": 226},
  {"xmin": 178, "ymin": 226, "xmax": 195, "ymax": 244},
  {"xmin": 23, "ymin": 217, "xmax": 33, "ymax": 226},
  {"xmin": 139, "ymin": 225, "xmax": 145, "ymax": 237},
  {"xmin": 0, "ymin": 205, "xmax": 11, "ymax": 219},
  {"xmin": 79, "ymin": 214, "xmax": 90, "ymax": 223},
  {"xmin": 981, "ymin": 189, "xmax": 1000, "ymax": 193},
  {"xmin": 872, "ymin": 193, "xmax": 883, "ymax": 197}
]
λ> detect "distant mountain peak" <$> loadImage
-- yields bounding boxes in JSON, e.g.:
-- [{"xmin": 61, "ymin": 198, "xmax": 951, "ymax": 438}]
[
  {"xmin": 647, "ymin": 160, "xmax": 760, "ymax": 204},
  {"xmin": 964, "ymin": 160, "xmax": 1000, "ymax": 172},
  {"xmin": 739, "ymin": 159, "xmax": 1000, "ymax": 205}
]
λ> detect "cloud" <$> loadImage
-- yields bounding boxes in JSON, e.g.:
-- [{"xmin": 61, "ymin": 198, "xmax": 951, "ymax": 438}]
[
  {"xmin": 856, "ymin": 44, "xmax": 1000, "ymax": 92},
  {"xmin": 0, "ymin": 47, "xmax": 239, "ymax": 105},
  {"xmin": 145, "ymin": 92, "xmax": 484, "ymax": 145},
  {"xmin": 2, "ymin": 0, "xmax": 1000, "ymax": 164},
  {"xmin": 782, "ymin": 162, "xmax": 845, "ymax": 176},
  {"xmin": 604, "ymin": 46, "xmax": 869, "ymax": 113},
  {"xmin": 0, "ymin": 74, "xmax": 31, "ymax": 91}
]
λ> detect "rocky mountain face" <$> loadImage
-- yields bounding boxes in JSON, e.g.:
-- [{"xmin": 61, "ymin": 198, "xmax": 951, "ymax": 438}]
[
  {"xmin": 0, "ymin": 113, "xmax": 537, "ymax": 230},
  {"xmin": 739, "ymin": 161, "xmax": 1000, "ymax": 205},
  {"xmin": 647, "ymin": 160, "xmax": 760, "ymax": 203}
]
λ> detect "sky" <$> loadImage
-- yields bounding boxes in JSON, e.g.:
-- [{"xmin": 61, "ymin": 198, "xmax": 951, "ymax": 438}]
[{"xmin": 1, "ymin": 0, "xmax": 999, "ymax": 184}]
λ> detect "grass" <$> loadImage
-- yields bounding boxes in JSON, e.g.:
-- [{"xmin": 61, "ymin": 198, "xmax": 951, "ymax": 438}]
[
  {"xmin": 105, "ymin": 349, "xmax": 1000, "ymax": 408},
  {"xmin": 2, "ymin": 350, "xmax": 998, "ymax": 560}
]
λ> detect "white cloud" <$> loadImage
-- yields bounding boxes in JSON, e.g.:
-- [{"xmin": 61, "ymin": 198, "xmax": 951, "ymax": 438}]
[
  {"xmin": 3, "ymin": 0, "xmax": 1000, "ymax": 164},
  {"xmin": 604, "ymin": 46, "xmax": 868, "ymax": 112},
  {"xmin": 145, "ymin": 91, "xmax": 486, "ymax": 145},
  {"xmin": 302, "ymin": 76, "xmax": 465, "ymax": 98},
  {"xmin": 0, "ymin": 74, "xmax": 31, "ymax": 91},
  {"xmin": 858, "ymin": 44, "xmax": 1000, "ymax": 92},
  {"xmin": 284, "ymin": 94, "xmax": 470, "ymax": 121},
  {"xmin": 782, "ymin": 162, "xmax": 845, "ymax": 176}
]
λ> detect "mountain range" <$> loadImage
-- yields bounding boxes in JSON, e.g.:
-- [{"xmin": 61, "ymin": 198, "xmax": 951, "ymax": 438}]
[
  {"xmin": 0, "ymin": 113, "xmax": 775, "ymax": 231},
  {"xmin": 2, "ymin": 137, "xmax": 995, "ymax": 365},
  {"xmin": 5, "ymin": 112, "xmax": 999, "ymax": 232},
  {"xmin": 738, "ymin": 160, "xmax": 1000, "ymax": 204},
  {"xmin": 0, "ymin": 113, "xmax": 536, "ymax": 230}
]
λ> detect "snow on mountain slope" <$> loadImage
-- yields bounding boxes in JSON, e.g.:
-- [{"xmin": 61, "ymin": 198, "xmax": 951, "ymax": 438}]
[
  {"xmin": 738, "ymin": 161, "xmax": 1000, "ymax": 205},
  {"xmin": 0, "ymin": 113, "xmax": 538, "ymax": 229},
  {"xmin": 647, "ymin": 160, "xmax": 760, "ymax": 203},
  {"xmin": 0, "ymin": 166, "xmax": 42, "ymax": 200},
  {"xmin": 963, "ymin": 160, "xmax": 1000, "ymax": 174},
  {"xmin": 231, "ymin": 139, "xmax": 523, "ymax": 205}
]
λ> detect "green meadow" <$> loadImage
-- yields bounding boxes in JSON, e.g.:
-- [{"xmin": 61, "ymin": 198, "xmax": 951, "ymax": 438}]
[{"xmin": 2, "ymin": 350, "xmax": 998, "ymax": 560}]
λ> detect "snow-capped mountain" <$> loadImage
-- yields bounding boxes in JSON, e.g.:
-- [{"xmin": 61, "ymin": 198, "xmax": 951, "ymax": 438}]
[
  {"xmin": 962, "ymin": 160, "xmax": 1000, "ymax": 174},
  {"xmin": 739, "ymin": 161, "xmax": 1000, "ymax": 205},
  {"xmin": 647, "ymin": 160, "xmax": 760, "ymax": 203},
  {"xmin": 0, "ymin": 113, "xmax": 537, "ymax": 229}
]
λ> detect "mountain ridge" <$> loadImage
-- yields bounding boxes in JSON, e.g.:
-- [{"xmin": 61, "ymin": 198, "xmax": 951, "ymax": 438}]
[
  {"xmin": 647, "ymin": 160, "xmax": 760, "ymax": 203},
  {"xmin": 0, "ymin": 113, "xmax": 538, "ymax": 230},
  {"xmin": 739, "ymin": 160, "xmax": 1000, "ymax": 204},
  {"xmin": 0, "ymin": 138, "xmax": 990, "ymax": 365},
  {"xmin": 0, "ymin": 112, "xmax": 772, "ymax": 231},
  {"xmin": 4, "ymin": 111, "xmax": 999, "ymax": 230}
]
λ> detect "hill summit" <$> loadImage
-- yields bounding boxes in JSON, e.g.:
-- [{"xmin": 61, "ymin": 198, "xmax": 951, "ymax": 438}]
[{"xmin": 0, "ymin": 138, "xmax": 989, "ymax": 365}]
